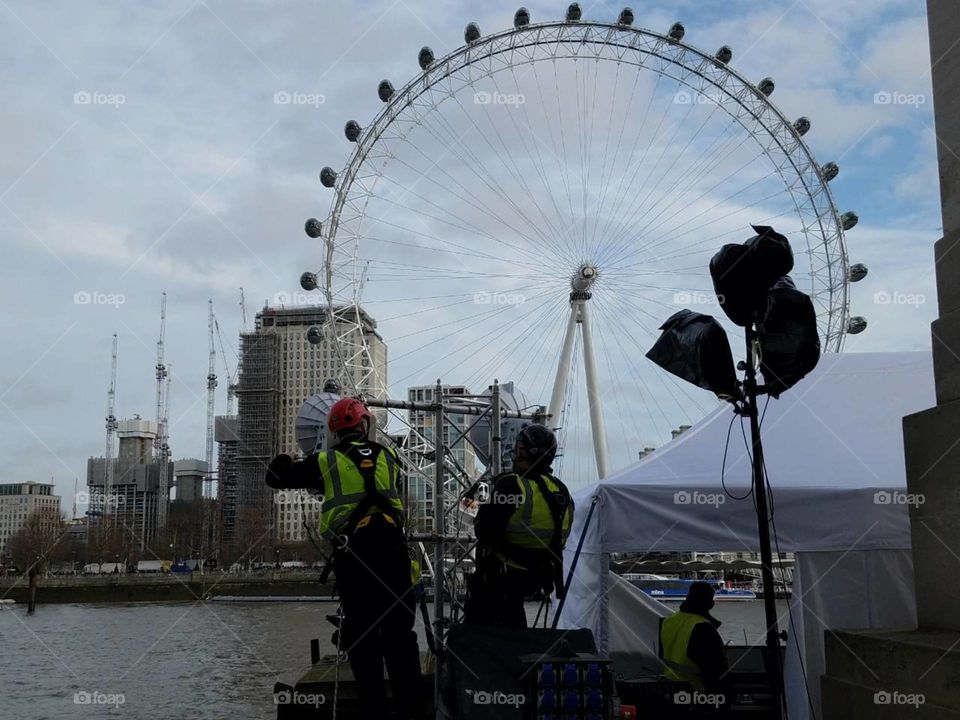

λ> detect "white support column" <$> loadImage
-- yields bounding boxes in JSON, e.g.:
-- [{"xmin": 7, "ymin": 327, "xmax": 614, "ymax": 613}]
[
  {"xmin": 579, "ymin": 301, "xmax": 610, "ymax": 479},
  {"xmin": 548, "ymin": 301, "xmax": 580, "ymax": 431}
]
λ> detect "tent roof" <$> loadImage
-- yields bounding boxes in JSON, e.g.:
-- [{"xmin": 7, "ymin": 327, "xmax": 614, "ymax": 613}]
[{"xmin": 570, "ymin": 352, "xmax": 932, "ymax": 553}]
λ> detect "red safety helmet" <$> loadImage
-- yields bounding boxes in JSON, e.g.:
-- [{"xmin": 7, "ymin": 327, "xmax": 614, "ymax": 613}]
[{"xmin": 328, "ymin": 397, "xmax": 371, "ymax": 434}]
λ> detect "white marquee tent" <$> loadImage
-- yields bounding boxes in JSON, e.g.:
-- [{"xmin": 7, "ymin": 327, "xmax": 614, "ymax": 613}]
[{"xmin": 557, "ymin": 352, "xmax": 931, "ymax": 718}]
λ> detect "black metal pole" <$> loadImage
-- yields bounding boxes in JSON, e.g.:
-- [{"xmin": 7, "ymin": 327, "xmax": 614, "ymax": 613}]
[{"xmin": 744, "ymin": 326, "xmax": 783, "ymax": 718}]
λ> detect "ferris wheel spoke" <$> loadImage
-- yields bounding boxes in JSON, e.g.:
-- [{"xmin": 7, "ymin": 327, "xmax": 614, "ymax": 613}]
[
  {"xmin": 392, "ymin": 110, "xmax": 577, "ymax": 265},
  {"xmin": 599, "ymin": 109, "xmax": 752, "ymax": 259},
  {"xmin": 442, "ymin": 90, "xmax": 577, "ymax": 258},
  {"xmin": 490, "ymin": 66, "xmax": 586, "ymax": 262},
  {"xmin": 394, "ymin": 292, "xmax": 559, "ymax": 385}
]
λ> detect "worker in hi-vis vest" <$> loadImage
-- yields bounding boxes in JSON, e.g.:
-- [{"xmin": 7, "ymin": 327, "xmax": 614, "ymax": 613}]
[
  {"xmin": 266, "ymin": 397, "xmax": 425, "ymax": 720},
  {"xmin": 465, "ymin": 424, "xmax": 574, "ymax": 627},
  {"xmin": 660, "ymin": 581, "xmax": 730, "ymax": 708}
]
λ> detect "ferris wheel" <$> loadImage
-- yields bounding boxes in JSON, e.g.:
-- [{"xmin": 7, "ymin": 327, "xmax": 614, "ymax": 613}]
[{"xmin": 300, "ymin": 5, "xmax": 868, "ymax": 487}]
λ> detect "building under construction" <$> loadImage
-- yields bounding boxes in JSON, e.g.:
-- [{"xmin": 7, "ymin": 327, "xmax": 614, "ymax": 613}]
[
  {"xmin": 86, "ymin": 418, "xmax": 171, "ymax": 547},
  {"xmin": 229, "ymin": 304, "xmax": 387, "ymax": 548}
]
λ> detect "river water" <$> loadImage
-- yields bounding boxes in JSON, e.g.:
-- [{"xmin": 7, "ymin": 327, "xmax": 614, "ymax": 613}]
[{"xmin": 0, "ymin": 600, "xmax": 785, "ymax": 719}]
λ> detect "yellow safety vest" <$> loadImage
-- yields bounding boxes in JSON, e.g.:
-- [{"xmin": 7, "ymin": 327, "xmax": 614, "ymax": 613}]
[
  {"xmin": 661, "ymin": 611, "xmax": 710, "ymax": 689},
  {"xmin": 502, "ymin": 473, "xmax": 573, "ymax": 552},
  {"xmin": 317, "ymin": 442, "xmax": 404, "ymax": 540}
]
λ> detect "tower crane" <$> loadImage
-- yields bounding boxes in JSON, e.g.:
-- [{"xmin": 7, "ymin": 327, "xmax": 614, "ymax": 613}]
[
  {"xmin": 104, "ymin": 333, "xmax": 118, "ymax": 525},
  {"xmin": 154, "ymin": 292, "xmax": 168, "ymax": 461},
  {"xmin": 214, "ymin": 316, "xmax": 239, "ymax": 415},
  {"xmin": 205, "ymin": 300, "xmax": 217, "ymax": 498}
]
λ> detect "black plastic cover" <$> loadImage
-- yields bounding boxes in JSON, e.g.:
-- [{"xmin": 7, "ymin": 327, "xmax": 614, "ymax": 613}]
[
  {"xmin": 757, "ymin": 276, "xmax": 821, "ymax": 397},
  {"xmin": 710, "ymin": 225, "xmax": 794, "ymax": 327},
  {"xmin": 645, "ymin": 309, "xmax": 738, "ymax": 401}
]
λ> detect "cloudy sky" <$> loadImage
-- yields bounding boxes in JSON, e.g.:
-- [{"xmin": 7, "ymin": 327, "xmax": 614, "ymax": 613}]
[{"xmin": 0, "ymin": 0, "xmax": 941, "ymax": 504}]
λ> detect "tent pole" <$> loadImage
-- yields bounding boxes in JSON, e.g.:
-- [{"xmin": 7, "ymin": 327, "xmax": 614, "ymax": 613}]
[
  {"xmin": 744, "ymin": 326, "xmax": 784, "ymax": 719},
  {"xmin": 552, "ymin": 494, "xmax": 600, "ymax": 629}
]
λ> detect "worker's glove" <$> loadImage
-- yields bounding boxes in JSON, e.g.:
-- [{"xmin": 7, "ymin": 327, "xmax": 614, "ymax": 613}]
[{"xmin": 265, "ymin": 454, "xmax": 293, "ymax": 487}]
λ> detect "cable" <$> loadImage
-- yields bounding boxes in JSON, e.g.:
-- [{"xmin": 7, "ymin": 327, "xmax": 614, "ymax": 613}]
[{"xmin": 721, "ymin": 410, "xmax": 752, "ymax": 501}]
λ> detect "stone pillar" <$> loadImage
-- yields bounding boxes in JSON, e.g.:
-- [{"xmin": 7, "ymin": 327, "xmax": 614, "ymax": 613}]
[
  {"xmin": 905, "ymin": 0, "xmax": 960, "ymax": 631},
  {"xmin": 821, "ymin": 3, "xmax": 960, "ymax": 717}
]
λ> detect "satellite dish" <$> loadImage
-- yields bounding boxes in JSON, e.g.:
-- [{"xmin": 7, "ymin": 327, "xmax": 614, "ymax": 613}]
[
  {"xmin": 296, "ymin": 391, "xmax": 341, "ymax": 455},
  {"xmin": 468, "ymin": 381, "xmax": 541, "ymax": 472}
]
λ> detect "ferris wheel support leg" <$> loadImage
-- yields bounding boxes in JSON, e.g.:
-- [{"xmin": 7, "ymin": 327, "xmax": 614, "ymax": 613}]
[
  {"xmin": 548, "ymin": 302, "xmax": 580, "ymax": 431},
  {"xmin": 579, "ymin": 302, "xmax": 610, "ymax": 480}
]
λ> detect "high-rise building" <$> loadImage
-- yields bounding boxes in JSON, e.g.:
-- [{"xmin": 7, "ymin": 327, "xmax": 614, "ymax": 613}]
[
  {"xmin": 172, "ymin": 459, "xmax": 207, "ymax": 503},
  {"xmin": 215, "ymin": 415, "xmax": 240, "ymax": 545},
  {"xmin": 0, "ymin": 482, "xmax": 61, "ymax": 560},
  {"xmin": 405, "ymin": 384, "xmax": 478, "ymax": 533},
  {"xmin": 233, "ymin": 305, "xmax": 387, "ymax": 545},
  {"xmin": 86, "ymin": 418, "xmax": 171, "ymax": 546}
]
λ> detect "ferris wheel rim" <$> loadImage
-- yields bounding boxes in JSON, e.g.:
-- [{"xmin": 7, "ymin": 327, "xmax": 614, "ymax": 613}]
[{"xmin": 319, "ymin": 17, "xmax": 851, "ymax": 401}]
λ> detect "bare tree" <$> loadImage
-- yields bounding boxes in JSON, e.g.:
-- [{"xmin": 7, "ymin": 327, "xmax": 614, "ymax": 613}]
[{"xmin": 9, "ymin": 508, "xmax": 67, "ymax": 573}]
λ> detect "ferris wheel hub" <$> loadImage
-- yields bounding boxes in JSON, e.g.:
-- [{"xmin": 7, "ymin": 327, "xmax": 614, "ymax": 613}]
[{"xmin": 571, "ymin": 263, "xmax": 599, "ymax": 294}]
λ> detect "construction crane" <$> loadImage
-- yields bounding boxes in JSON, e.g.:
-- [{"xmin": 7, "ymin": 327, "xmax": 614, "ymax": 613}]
[
  {"xmin": 103, "ymin": 334, "xmax": 118, "ymax": 525},
  {"xmin": 239, "ymin": 287, "xmax": 248, "ymax": 332},
  {"xmin": 154, "ymin": 292, "xmax": 168, "ymax": 461},
  {"xmin": 205, "ymin": 300, "xmax": 217, "ymax": 498},
  {"xmin": 214, "ymin": 316, "xmax": 239, "ymax": 415}
]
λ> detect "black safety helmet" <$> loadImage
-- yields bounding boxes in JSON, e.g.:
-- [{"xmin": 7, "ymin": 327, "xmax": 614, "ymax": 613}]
[{"xmin": 514, "ymin": 424, "xmax": 558, "ymax": 468}]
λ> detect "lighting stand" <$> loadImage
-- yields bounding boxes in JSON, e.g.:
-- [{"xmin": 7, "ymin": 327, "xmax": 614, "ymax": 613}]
[{"xmin": 741, "ymin": 324, "xmax": 784, "ymax": 720}]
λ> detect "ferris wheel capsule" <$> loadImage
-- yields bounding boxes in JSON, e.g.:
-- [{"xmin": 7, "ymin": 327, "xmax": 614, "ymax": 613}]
[
  {"xmin": 320, "ymin": 167, "xmax": 338, "ymax": 188},
  {"xmin": 418, "ymin": 46, "xmax": 435, "ymax": 70},
  {"xmin": 848, "ymin": 263, "xmax": 868, "ymax": 282},
  {"xmin": 618, "ymin": 8, "xmax": 634, "ymax": 26},
  {"xmin": 378, "ymin": 79, "xmax": 395, "ymax": 102},
  {"xmin": 847, "ymin": 316, "xmax": 868, "ymax": 335},
  {"xmin": 668, "ymin": 22, "xmax": 685, "ymax": 41},
  {"xmin": 465, "ymin": 22, "xmax": 481, "ymax": 44},
  {"xmin": 514, "ymin": 7, "xmax": 530, "ymax": 27},
  {"xmin": 304, "ymin": 218, "xmax": 323, "ymax": 238},
  {"xmin": 306, "ymin": 326, "xmax": 323, "ymax": 345},
  {"xmin": 300, "ymin": 272, "xmax": 318, "ymax": 291},
  {"xmin": 715, "ymin": 45, "xmax": 733, "ymax": 64},
  {"xmin": 344, "ymin": 120, "xmax": 362, "ymax": 142},
  {"xmin": 841, "ymin": 211, "xmax": 859, "ymax": 230},
  {"xmin": 794, "ymin": 117, "xmax": 811, "ymax": 136},
  {"xmin": 758, "ymin": 77, "xmax": 775, "ymax": 96},
  {"xmin": 821, "ymin": 162, "xmax": 840, "ymax": 182},
  {"xmin": 566, "ymin": 3, "xmax": 581, "ymax": 21}
]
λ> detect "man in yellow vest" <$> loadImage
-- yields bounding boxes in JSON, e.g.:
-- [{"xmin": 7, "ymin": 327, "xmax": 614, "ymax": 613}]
[
  {"xmin": 266, "ymin": 397, "xmax": 424, "ymax": 719},
  {"xmin": 660, "ymin": 581, "xmax": 730, "ymax": 710},
  {"xmin": 465, "ymin": 424, "xmax": 574, "ymax": 627}
]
